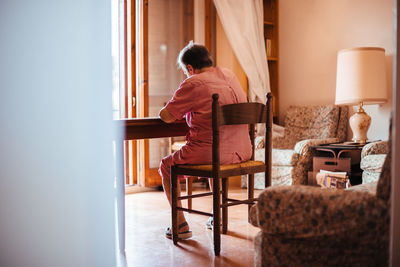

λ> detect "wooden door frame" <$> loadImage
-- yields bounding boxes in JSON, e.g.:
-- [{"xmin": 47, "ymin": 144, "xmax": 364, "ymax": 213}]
[
  {"xmin": 142, "ymin": 0, "xmax": 155, "ymax": 187},
  {"xmin": 124, "ymin": 0, "xmax": 138, "ymax": 186},
  {"xmin": 124, "ymin": 0, "xmax": 216, "ymax": 187},
  {"xmin": 140, "ymin": 0, "xmax": 202, "ymax": 187}
]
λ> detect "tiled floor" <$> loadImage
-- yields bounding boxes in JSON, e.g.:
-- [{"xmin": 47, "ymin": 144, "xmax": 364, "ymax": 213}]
[{"xmin": 125, "ymin": 187, "xmax": 262, "ymax": 267}]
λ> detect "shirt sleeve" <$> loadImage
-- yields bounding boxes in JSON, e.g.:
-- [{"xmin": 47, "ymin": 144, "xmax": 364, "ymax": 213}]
[{"xmin": 164, "ymin": 79, "xmax": 198, "ymax": 120}]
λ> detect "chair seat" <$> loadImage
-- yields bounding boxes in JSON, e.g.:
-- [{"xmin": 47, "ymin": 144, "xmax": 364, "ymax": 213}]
[
  {"xmin": 176, "ymin": 160, "xmax": 265, "ymax": 179},
  {"xmin": 178, "ymin": 160, "xmax": 264, "ymax": 170}
]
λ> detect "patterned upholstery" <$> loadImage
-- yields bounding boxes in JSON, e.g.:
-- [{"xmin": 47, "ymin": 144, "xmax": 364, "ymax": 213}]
[
  {"xmin": 361, "ymin": 140, "xmax": 388, "ymax": 158},
  {"xmin": 250, "ymin": 117, "xmax": 392, "ymax": 267},
  {"xmin": 274, "ymin": 105, "xmax": 345, "ymax": 149},
  {"xmin": 360, "ymin": 141, "xmax": 388, "ymax": 184},
  {"xmin": 242, "ymin": 105, "xmax": 348, "ymax": 188},
  {"xmin": 346, "ymin": 181, "xmax": 378, "ymax": 193}
]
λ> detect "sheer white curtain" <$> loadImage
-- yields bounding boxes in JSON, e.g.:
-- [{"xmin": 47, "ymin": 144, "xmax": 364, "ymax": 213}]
[{"xmin": 213, "ymin": 0, "xmax": 270, "ymax": 103}]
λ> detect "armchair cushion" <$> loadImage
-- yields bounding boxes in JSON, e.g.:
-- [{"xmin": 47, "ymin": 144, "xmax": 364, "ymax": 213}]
[
  {"xmin": 272, "ymin": 149, "xmax": 298, "ymax": 166},
  {"xmin": 249, "ymin": 150, "xmax": 293, "ymax": 188},
  {"xmin": 271, "ymin": 166, "xmax": 293, "ymax": 186}
]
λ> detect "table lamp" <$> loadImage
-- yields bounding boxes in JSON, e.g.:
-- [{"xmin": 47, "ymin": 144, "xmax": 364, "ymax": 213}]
[{"xmin": 335, "ymin": 47, "xmax": 387, "ymax": 144}]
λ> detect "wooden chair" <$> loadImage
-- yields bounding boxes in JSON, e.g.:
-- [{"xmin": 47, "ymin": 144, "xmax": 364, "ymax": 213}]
[{"xmin": 171, "ymin": 93, "xmax": 272, "ymax": 256}]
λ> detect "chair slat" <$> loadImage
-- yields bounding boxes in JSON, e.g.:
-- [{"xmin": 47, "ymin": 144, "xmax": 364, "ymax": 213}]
[{"xmin": 218, "ymin": 102, "xmax": 267, "ymax": 125}]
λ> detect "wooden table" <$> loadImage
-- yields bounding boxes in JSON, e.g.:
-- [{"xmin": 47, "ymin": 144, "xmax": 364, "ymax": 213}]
[
  {"xmin": 115, "ymin": 117, "xmax": 189, "ymax": 140},
  {"xmin": 114, "ymin": 117, "xmax": 189, "ymax": 254}
]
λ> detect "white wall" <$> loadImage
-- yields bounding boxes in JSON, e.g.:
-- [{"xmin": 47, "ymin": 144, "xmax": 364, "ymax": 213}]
[
  {"xmin": 0, "ymin": 1, "xmax": 119, "ymax": 266},
  {"xmin": 279, "ymin": 0, "xmax": 394, "ymax": 140}
]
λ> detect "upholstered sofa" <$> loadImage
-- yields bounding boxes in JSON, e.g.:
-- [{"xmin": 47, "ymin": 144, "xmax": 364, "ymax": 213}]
[
  {"xmin": 249, "ymin": 122, "xmax": 392, "ymax": 266},
  {"xmin": 242, "ymin": 105, "xmax": 348, "ymax": 188}
]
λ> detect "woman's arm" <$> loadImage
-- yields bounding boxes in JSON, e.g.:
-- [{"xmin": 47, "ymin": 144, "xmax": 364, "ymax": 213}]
[{"xmin": 159, "ymin": 106, "xmax": 177, "ymax": 123}]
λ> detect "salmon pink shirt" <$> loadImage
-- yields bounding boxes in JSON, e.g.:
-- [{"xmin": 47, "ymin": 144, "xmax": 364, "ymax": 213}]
[{"xmin": 164, "ymin": 67, "xmax": 252, "ymax": 165}]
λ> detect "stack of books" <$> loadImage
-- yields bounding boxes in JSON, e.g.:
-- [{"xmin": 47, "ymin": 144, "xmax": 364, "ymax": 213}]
[{"xmin": 316, "ymin": 170, "xmax": 348, "ymax": 189}]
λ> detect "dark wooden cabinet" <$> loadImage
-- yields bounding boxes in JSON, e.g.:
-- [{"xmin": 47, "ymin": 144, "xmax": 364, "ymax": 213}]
[{"xmin": 310, "ymin": 143, "xmax": 366, "ymax": 186}]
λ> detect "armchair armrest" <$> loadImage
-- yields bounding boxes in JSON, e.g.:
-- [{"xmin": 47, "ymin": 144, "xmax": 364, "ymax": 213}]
[
  {"xmin": 251, "ymin": 185, "xmax": 388, "ymax": 238},
  {"xmin": 271, "ymin": 138, "xmax": 338, "ymax": 185},
  {"xmin": 294, "ymin": 138, "xmax": 338, "ymax": 156},
  {"xmin": 361, "ymin": 141, "xmax": 388, "ymax": 158}
]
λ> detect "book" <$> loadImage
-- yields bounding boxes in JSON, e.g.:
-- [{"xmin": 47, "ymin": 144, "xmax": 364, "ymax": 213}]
[
  {"xmin": 320, "ymin": 169, "xmax": 347, "ymax": 178},
  {"xmin": 266, "ymin": 39, "xmax": 272, "ymax": 57},
  {"xmin": 316, "ymin": 170, "xmax": 348, "ymax": 189}
]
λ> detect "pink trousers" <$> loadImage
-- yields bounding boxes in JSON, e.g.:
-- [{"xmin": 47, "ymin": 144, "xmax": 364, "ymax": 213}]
[{"xmin": 158, "ymin": 142, "xmax": 244, "ymax": 183}]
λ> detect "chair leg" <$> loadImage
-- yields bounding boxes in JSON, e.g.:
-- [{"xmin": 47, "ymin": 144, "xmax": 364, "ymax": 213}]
[
  {"xmin": 186, "ymin": 177, "xmax": 193, "ymax": 210},
  {"xmin": 171, "ymin": 166, "xmax": 178, "ymax": 245},
  {"xmin": 212, "ymin": 177, "xmax": 221, "ymax": 256},
  {"xmin": 247, "ymin": 174, "xmax": 254, "ymax": 223},
  {"xmin": 222, "ymin": 177, "xmax": 228, "ymax": 234}
]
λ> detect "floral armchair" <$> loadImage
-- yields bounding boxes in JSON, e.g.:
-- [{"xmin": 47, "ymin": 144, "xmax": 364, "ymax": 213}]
[
  {"xmin": 249, "ymin": 119, "xmax": 392, "ymax": 266},
  {"xmin": 242, "ymin": 105, "xmax": 348, "ymax": 188}
]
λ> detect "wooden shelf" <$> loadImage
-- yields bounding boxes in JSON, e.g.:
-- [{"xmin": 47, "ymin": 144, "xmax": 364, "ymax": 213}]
[{"xmin": 264, "ymin": 0, "xmax": 278, "ymax": 119}]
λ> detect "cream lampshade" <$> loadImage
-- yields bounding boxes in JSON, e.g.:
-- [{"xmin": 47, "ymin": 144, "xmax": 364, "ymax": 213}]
[{"xmin": 335, "ymin": 47, "xmax": 387, "ymax": 144}]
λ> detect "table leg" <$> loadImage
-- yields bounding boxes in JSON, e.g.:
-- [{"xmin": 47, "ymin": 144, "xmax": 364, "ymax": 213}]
[{"xmin": 114, "ymin": 140, "xmax": 125, "ymax": 255}]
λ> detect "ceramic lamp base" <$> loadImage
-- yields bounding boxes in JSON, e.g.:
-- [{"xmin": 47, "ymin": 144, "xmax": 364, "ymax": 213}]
[{"xmin": 349, "ymin": 104, "xmax": 371, "ymax": 144}]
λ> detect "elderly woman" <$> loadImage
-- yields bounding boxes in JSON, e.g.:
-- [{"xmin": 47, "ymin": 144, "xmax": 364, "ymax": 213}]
[{"xmin": 159, "ymin": 42, "xmax": 252, "ymax": 239}]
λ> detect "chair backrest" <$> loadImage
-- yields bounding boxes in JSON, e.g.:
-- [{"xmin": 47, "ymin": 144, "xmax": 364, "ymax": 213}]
[
  {"xmin": 215, "ymin": 102, "xmax": 267, "ymax": 125},
  {"xmin": 211, "ymin": 93, "xmax": 273, "ymax": 185}
]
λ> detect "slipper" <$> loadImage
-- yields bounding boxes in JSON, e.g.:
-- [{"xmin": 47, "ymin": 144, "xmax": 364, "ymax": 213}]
[
  {"xmin": 165, "ymin": 221, "xmax": 192, "ymax": 240},
  {"xmin": 206, "ymin": 217, "xmax": 222, "ymax": 230},
  {"xmin": 206, "ymin": 217, "xmax": 213, "ymax": 230}
]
